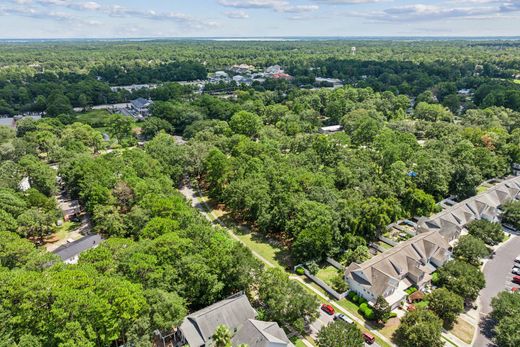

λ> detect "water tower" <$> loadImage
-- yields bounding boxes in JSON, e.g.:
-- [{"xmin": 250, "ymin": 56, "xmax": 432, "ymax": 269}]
[{"xmin": 351, "ymin": 47, "xmax": 356, "ymax": 56}]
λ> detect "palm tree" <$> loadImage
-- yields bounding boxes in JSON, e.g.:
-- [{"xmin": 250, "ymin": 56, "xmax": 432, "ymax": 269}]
[{"xmin": 212, "ymin": 324, "xmax": 232, "ymax": 347}]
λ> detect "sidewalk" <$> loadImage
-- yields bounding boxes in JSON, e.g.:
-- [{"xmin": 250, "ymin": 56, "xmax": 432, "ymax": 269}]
[{"xmin": 179, "ymin": 181, "xmax": 396, "ymax": 347}]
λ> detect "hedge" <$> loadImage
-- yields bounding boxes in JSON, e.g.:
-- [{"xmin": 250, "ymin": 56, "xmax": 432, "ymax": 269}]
[
  {"xmin": 358, "ymin": 303, "xmax": 375, "ymax": 320},
  {"xmin": 347, "ymin": 291, "xmax": 356, "ymax": 301},
  {"xmin": 295, "ymin": 267, "xmax": 305, "ymax": 276}
]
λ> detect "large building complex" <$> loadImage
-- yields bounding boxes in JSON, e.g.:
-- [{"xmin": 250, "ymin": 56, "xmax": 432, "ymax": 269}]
[{"xmin": 345, "ymin": 176, "xmax": 520, "ymax": 308}]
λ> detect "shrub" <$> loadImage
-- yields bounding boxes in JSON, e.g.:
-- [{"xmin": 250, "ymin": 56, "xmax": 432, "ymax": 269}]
[
  {"xmin": 431, "ymin": 272, "xmax": 440, "ymax": 285},
  {"xmin": 331, "ymin": 274, "xmax": 349, "ymax": 293},
  {"xmin": 364, "ymin": 308, "xmax": 375, "ymax": 320},
  {"xmin": 307, "ymin": 261, "xmax": 319, "ymax": 275},
  {"xmin": 352, "ymin": 294, "xmax": 360, "ymax": 303},
  {"xmin": 295, "ymin": 266, "xmax": 305, "ymax": 276},
  {"xmin": 347, "ymin": 291, "xmax": 356, "ymax": 301},
  {"xmin": 389, "ymin": 312, "xmax": 397, "ymax": 318},
  {"xmin": 405, "ymin": 287, "xmax": 417, "ymax": 295},
  {"xmin": 358, "ymin": 297, "xmax": 368, "ymax": 305},
  {"xmin": 359, "ymin": 303, "xmax": 368, "ymax": 310}
]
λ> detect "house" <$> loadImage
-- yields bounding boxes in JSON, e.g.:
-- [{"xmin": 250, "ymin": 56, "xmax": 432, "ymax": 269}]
[
  {"xmin": 214, "ymin": 71, "xmax": 229, "ymax": 79},
  {"xmin": 345, "ymin": 176, "xmax": 520, "ymax": 309},
  {"xmin": 232, "ymin": 319, "xmax": 293, "ymax": 347},
  {"xmin": 110, "ymin": 84, "xmax": 157, "ymax": 92},
  {"xmin": 52, "ymin": 234, "xmax": 103, "ymax": 264},
  {"xmin": 131, "ymin": 98, "xmax": 153, "ymax": 112},
  {"xmin": 174, "ymin": 293, "xmax": 293, "ymax": 347},
  {"xmin": 319, "ymin": 125, "xmax": 343, "ymax": 134},
  {"xmin": 457, "ymin": 89, "xmax": 472, "ymax": 96},
  {"xmin": 266, "ymin": 65, "xmax": 283, "ymax": 75},
  {"xmin": 271, "ymin": 73, "xmax": 292, "ymax": 80},
  {"xmin": 315, "ymin": 77, "xmax": 344, "ymax": 88},
  {"xmin": 345, "ymin": 230, "xmax": 450, "ymax": 309},
  {"xmin": 232, "ymin": 75, "xmax": 253, "ymax": 85},
  {"xmin": 0, "ymin": 117, "xmax": 16, "ymax": 128},
  {"xmin": 0, "ymin": 114, "xmax": 42, "ymax": 129},
  {"xmin": 230, "ymin": 64, "xmax": 255, "ymax": 74}
]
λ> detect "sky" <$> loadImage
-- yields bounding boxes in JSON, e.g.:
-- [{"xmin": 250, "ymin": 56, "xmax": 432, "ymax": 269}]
[{"xmin": 0, "ymin": 0, "xmax": 519, "ymax": 38}]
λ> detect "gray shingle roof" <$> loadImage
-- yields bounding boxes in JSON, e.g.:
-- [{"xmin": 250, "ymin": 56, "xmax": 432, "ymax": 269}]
[
  {"xmin": 52, "ymin": 234, "xmax": 103, "ymax": 261},
  {"xmin": 232, "ymin": 319, "xmax": 293, "ymax": 347},
  {"xmin": 346, "ymin": 176, "xmax": 520, "ymax": 300},
  {"xmin": 179, "ymin": 293, "xmax": 257, "ymax": 347},
  {"xmin": 131, "ymin": 98, "xmax": 152, "ymax": 110}
]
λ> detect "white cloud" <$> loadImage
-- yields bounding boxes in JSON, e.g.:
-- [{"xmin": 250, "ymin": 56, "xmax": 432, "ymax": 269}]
[
  {"xmin": 224, "ymin": 10, "xmax": 250, "ymax": 18},
  {"xmin": 218, "ymin": 0, "xmax": 319, "ymax": 13}
]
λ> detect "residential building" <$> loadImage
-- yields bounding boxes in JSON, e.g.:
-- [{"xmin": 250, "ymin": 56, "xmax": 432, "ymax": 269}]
[
  {"xmin": 265, "ymin": 65, "xmax": 283, "ymax": 75},
  {"xmin": 345, "ymin": 176, "xmax": 520, "ymax": 308},
  {"xmin": 319, "ymin": 125, "xmax": 343, "ymax": 134},
  {"xmin": 0, "ymin": 114, "xmax": 42, "ymax": 129},
  {"xmin": 110, "ymin": 84, "xmax": 157, "ymax": 92},
  {"xmin": 232, "ymin": 319, "xmax": 293, "ymax": 347},
  {"xmin": 52, "ymin": 234, "xmax": 103, "ymax": 264},
  {"xmin": 345, "ymin": 230, "xmax": 450, "ymax": 309},
  {"xmin": 315, "ymin": 77, "xmax": 344, "ymax": 88},
  {"xmin": 131, "ymin": 98, "xmax": 153, "ymax": 112},
  {"xmin": 230, "ymin": 64, "xmax": 255, "ymax": 74},
  {"xmin": 174, "ymin": 293, "xmax": 293, "ymax": 347}
]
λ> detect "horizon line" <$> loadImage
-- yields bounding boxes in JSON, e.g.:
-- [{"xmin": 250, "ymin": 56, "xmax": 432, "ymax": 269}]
[{"xmin": 1, "ymin": 35, "xmax": 520, "ymax": 41}]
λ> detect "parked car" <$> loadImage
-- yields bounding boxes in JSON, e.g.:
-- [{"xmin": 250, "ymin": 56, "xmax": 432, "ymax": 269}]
[
  {"xmin": 513, "ymin": 276, "xmax": 520, "ymax": 285},
  {"xmin": 513, "ymin": 267, "xmax": 520, "ymax": 276},
  {"xmin": 334, "ymin": 313, "xmax": 354, "ymax": 324},
  {"xmin": 321, "ymin": 304, "xmax": 335, "ymax": 315},
  {"xmin": 515, "ymin": 256, "xmax": 520, "ymax": 264},
  {"xmin": 363, "ymin": 332, "xmax": 376, "ymax": 345}
]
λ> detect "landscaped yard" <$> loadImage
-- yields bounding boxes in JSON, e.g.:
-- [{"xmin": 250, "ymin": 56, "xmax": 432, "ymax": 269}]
[
  {"xmin": 235, "ymin": 229, "xmax": 288, "ymax": 269},
  {"xmin": 75, "ymin": 110, "xmax": 113, "ymax": 128},
  {"xmin": 377, "ymin": 241, "xmax": 393, "ymax": 250},
  {"xmin": 53, "ymin": 221, "xmax": 80, "ymax": 241},
  {"xmin": 315, "ymin": 265, "xmax": 338, "ymax": 286},
  {"xmin": 379, "ymin": 317, "xmax": 401, "ymax": 341},
  {"xmin": 450, "ymin": 317, "xmax": 475, "ymax": 344}
]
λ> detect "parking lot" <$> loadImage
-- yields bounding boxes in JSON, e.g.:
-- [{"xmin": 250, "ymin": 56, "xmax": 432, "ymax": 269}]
[
  {"xmin": 309, "ymin": 305, "xmax": 380, "ymax": 347},
  {"xmin": 474, "ymin": 234, "xmax": 520, "ymax": 347}
]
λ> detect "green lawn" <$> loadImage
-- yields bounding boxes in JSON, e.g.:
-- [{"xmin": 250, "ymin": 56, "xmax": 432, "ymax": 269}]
[
  {"xmin": 75, "ymin": 110, "xmax": 138, "ymax": 131},
  {"xmin": 54, "ymin": 221, "xmax": 80, "ymax": 240},
  {"xmin": 450, "ymin": 318, "xmax": 475, "ymax": 344},
  {"xmin": 235, "ymin": 230, "xmax": 287, "ymax": 269},
  {"xmin": 75, "ymin": 110, "xmax": 113, "ymax": 128},
  {"xmin": 315, "ymin": 265, "xmax": 338, "ymax": 286},
  {"xmin": 477, "ymin": 185, "xmax": 489, "ymax": 194},
  {"xmin": 378, "ymin": 241, "xmax": 393, "ymax": 250}
]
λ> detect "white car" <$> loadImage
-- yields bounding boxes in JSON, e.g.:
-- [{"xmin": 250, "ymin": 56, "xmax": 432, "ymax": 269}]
[
  {"xmin": 334, "ymin": 313, "xmax": 354, "ymax": 325},
  {"xmin": 512, "ymin": 267, "xmax": 520, "ymax": 276}
]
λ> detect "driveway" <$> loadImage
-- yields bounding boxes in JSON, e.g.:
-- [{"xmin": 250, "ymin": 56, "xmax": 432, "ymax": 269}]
[
  {"xmin": 474, "ymin": 234, "xmax": 520, "ymax": 347},
  {"xmin": 309, "ymin": 307, "xmax": 380, "ymax": 347}
]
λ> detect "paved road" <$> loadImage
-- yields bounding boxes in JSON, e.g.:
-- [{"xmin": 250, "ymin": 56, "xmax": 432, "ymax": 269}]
[
  {"xmin": 179, "ymin": 181, "xmax": 391, "ymax": 346},
  {"xmin": 474, "ymin": 234, "xmax": 520, "ymax": 347}
]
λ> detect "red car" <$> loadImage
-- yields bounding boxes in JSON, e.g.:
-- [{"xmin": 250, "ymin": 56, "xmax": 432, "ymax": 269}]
[
  {"xmin": 321, "ymin": 304, "xmax": 335, "ymax": 315},
  {"xmin": 363, "ymin": 332, "xmax": 376, "ymax": 345},
  {"xmin": 513, "ymin": 276, "xmax": 520, "ymax": 285}
]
